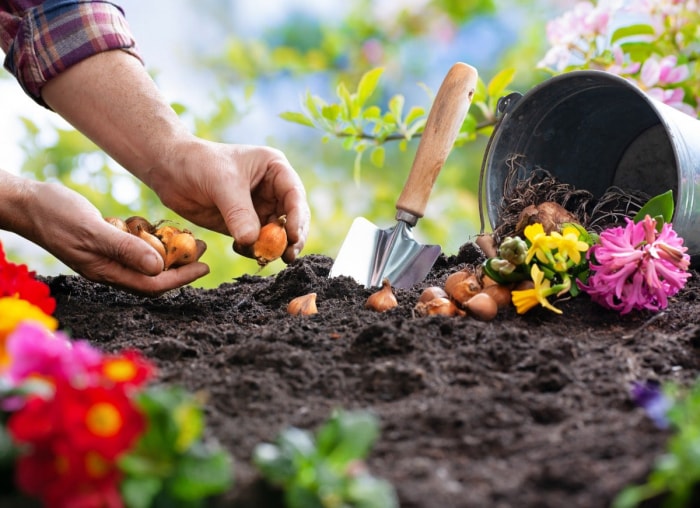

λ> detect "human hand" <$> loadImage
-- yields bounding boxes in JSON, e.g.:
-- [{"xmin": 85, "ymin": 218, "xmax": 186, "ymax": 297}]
[
  {"xmin": 40, "ymin": 51, "xmax": 310, "ymax": 264},
  {"xmin": 147, "ymin": 138, "xmax": 311, "ymax": 263},
  {"xmin": 14, "ymin": 178, "xmax": 209, "ymax": 296}
]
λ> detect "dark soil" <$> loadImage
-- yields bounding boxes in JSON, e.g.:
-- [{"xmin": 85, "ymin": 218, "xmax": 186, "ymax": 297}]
[{"xmin": 47, "ymin": 244, "xmax": 700, "ymax": 508}]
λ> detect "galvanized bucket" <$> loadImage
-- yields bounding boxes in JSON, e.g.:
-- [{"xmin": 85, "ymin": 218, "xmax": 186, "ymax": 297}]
[{"xmin": 483, "ymin": 70, "xmax": 700, "ymax": 257}]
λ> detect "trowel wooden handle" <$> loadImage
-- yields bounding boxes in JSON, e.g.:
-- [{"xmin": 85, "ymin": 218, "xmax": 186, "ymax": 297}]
[{"xmin": 396, "ymin": 62, "xmax": 478, "ymax": 222}]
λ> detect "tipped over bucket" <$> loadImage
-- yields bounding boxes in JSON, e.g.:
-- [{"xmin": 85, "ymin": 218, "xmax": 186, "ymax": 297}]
[{"xmin": 483, "ymin": 70, "xmax": 700, "ymax": 258}]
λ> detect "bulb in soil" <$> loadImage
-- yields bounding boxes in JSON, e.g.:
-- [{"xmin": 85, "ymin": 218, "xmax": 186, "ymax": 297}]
[
  {"xmin": 515, "ymin": 201, "xmax": 578, "ymax": 236},
  {"xmin": 447, "ymin": 275, "xmax": 482, "ymax": 308},
  {"xmin": 465, "ymin": 292, "xmax": 499, "ymax": 321},
  {"xmin": 481, "ymin": 284, "xmax": 512, "ymax": 309},
  {"xmin": 418, "ymin": 286, "xmax": 448, "ymax": 304},
  {"xmin": 414, "ymin": 297, "xmax": 461, "ymax": 317},
  {"xmin": 365, "ymin": 278, "xmax": 398, "ymax": 312},
  {"xmin": 287, "ymin": 293, "xmax": 318, "ymax": 316}
]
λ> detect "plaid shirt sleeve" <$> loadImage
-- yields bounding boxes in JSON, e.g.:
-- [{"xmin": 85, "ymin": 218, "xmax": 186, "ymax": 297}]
[{"xmin": 0, "ymin": 0, "xmax": 143, "ymax": 107}]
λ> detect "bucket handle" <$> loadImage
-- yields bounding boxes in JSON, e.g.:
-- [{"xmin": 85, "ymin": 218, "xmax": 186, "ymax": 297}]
[{"xmin": 478, "ymin": 92, "xmax": 523, "ymax": 235}]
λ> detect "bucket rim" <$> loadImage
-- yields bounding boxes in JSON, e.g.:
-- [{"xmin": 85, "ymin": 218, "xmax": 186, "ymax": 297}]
[{"xmin": 483, "ymin": 68, "xmax": 681, "ymax": 228}]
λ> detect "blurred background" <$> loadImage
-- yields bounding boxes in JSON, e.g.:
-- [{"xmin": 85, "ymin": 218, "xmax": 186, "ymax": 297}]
[{"xmin": 0, "ymin": 0, "xmax": 568, "ymax": 287}]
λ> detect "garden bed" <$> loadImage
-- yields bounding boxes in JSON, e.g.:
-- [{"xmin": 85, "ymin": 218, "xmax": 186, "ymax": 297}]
[{"xmin": 48, "ymin": 246, "xmax": 700, "ymax": 507}]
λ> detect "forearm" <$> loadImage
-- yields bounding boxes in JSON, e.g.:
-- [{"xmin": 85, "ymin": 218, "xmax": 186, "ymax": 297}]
[
  {"xmin": 0, "ymin": 170, "xmax": 33, "ymax": 237},
  {"xmin": 41, "ymin": 50, "xmax": 192, "ymax": 187}
]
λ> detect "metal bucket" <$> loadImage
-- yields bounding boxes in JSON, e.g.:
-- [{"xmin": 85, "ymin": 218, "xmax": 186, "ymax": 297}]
[{"xmin": 483, "ymin": 70, "xmax": 700, "ymax": 257}]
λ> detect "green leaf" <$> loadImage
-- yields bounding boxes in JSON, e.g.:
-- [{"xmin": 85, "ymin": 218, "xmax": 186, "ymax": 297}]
[
  {"xmin": 120, "ymin": 476, "xmax": 163, "ymax": 508},
  {"xmin": 404, "ymin": 106, "xmax": 426, "ymax": 125},
  {"xmin": 286, "ymin": 483, "xmax": 325, "ymax": 508},
  {"xmin": 253, "ymin": 443, "xmax": 295, "ymax": 485},
  {"xmin": 347, "ymin": 475, "xmax": 399, "ymax": 508},
  {"xmin": 473, "ymin": 78, "xmax": 488, "ymax": 103},
  {"xmin": 316, "ymin": 410, "xmax": 379, "ymax": 469},
  {"xmin": 618, "ymin": 41, "xmax": 655, "ymax": 62},
  {"xmin": 370, "ymin": 146, "xmax": 385, "ymax": 168},
  {"xmin": 611, "ymin": 24, "xmax": 655, "ymax": 44},
  {"xmin": 305, "ymin": 91, "xmax": 324, "ymax": 121},
  {"xmin": 278, "ymin": 427, "xmax": 317, "ymax": 458},
  {"xmin": 363, "ymin": 105, "xmax": 381, "ymax": 120},
  {"xmin": 634, "ymin": 190, "xmax": 674, "ymax": 225},
  {"xmin": 279, "ymin": 111, "xmax": 315, "ymax": 128},
  {"xmin": 487, "ymin": 68, "xmax": 516, "ymax": 99},
  {"xmin": 388, "ymin": 94, "xmax": 405, "ymax": 123},
  {"xmin": 321, "ymin": 103, "xmax": 341, "ymax": 121},
  {"xmin": 356, "ymin": 67, "xmax": 384, "ymax": 107},
  {"xmin": 168, "ymin": 446, "xmax": 233, "ymax": 500},
  {"xmin": 336, "ymin": 81, "xmax": 353, "ymax": 119},
  {"xmin": 170, "ymin": 102, "xmax": 187, "ymax": 116}
]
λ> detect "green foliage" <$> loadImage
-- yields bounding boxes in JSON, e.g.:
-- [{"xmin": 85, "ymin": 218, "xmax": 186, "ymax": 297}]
[
  {"xmin": 119, "ymin": 385, "xmax": 233, "ymax": 507},
  {"xmin": 613, "ymin": 380, "xmax": 700, "ymax": 508},
  {"xmin": 253, "ymin": 409, "xmax": 398, "ymax": 508},
  {"xmin": 280, "ymin": 67, "xmax": 514, "ymax": 181},
  {"xmin": 634, "ymin": 190, "xmax": 675, "ymax": 229}
]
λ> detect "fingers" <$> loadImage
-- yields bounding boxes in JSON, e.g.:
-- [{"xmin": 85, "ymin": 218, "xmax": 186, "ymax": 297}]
[
  {"xmin": 109, "ymin": 261, "xmax": 210, "ymax": 297},
  {"xmin": 100, "ymin": 221, "xmax": 164, "ymax": 275},
  {"xmin": 281, "ymin": 185, "xmax": 310, "ymax": 263},
  {"xmin": 83, "ymin": 219, "xmax": 210, "ymax": 295},
  {"xmin": 269, "ymin": 158, "xmax": 310, "ymax": 264}
]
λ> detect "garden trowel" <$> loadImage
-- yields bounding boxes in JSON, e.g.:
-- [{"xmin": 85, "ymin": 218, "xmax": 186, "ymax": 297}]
[{"xmin": 329, "ymin": 62, "xmax": 478, "ymax": 288}]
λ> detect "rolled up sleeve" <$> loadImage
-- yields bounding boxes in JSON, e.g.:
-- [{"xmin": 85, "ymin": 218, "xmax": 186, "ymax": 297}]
[{"xmin": 0, "ymin": 0, "xmax": 142, "ymax": 107}]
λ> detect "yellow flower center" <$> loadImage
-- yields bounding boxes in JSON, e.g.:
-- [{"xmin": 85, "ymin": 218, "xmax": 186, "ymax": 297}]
[
  {"xmin": 103, "ymin": 358, "xmax": 138, "ymax": 383},
  {"xmin": 86, "ymin": 402, "xmax": 123, "ymax": 437}
]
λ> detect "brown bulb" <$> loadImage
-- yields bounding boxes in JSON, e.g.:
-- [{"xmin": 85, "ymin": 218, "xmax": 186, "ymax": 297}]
[
  {"xmin": 418, "ymin": 286, "xmax": 448, "ymax": 304},
  {"xmin": 136, "ymin": 227, "xmax": 166, "ymax": 264},
  {"xmin": 465, "ymin": 292, "xmax": 499, "ymax": 321},
  {"xmin": 104, "ymin": 216, "xmax": 129, "ymax": 233},
  {"xmin": 365, "ymin": 278, "xmax": 398, "ymax": 312},
  {"xmin": 163, "ymin": 231, "xmax": 198, "ymax": 270},
  {"xmin": 234, "ymin": 215, "xmax": 288, "ymax": 267},
  {"xmin": 414, "ymin": 297, "xmax": 461, "ymax": 317},
  {"xmin": 125, "ymin": 216, "xmax": 154, "ymax": 235},
  {"xmin": 287, "ymin": 293, "xmax": 318, "ymax": 316}
]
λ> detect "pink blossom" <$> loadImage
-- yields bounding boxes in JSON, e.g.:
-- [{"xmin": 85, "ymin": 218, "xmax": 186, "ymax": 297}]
[
  {"xmin": 5, "ymin": 322, "xmax": 103, "ymax": 385},
  {"xmin": 640, "ymin": 55, "xmax": 689, "ymax": 87},
  {"xmin": 579, "ymin": 216, "xmax": 690, "ymax": 314},
  {"xmin": 606, "ymin": 47, "xmax": 641, "ymax": 75},
  {"xmin": 546, "ymin": 2, "xmax": 612, "ymax": 45},
  {"xmin": 645, "ymin": 87, "xmax": 698, "ymax": 116}
]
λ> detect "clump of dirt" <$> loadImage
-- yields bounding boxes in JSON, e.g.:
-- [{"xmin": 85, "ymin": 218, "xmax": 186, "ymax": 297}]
[{"xmin": 46, "ymin": 243, "xmax": 700, "ymax": 507}]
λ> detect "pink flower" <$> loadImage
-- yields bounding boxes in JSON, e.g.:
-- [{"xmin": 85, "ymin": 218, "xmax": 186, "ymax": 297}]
[
  {"xmin": 579, "ymin": 215, "xmax": 690, "ymax": 314},
  {"xmin": 546, "ymin": 2, "xmax": 611, "ymax": 46},
  {"xmin": 5, "ymin": 322, "xmax": 102, "ymax": 386},
  {"xmin": 640, "ymin": 55, "xmax": 689, "ymax": 87},
  {"xmin": 606, "ymin": 47, "xmax": 641, "ymax": 75}
]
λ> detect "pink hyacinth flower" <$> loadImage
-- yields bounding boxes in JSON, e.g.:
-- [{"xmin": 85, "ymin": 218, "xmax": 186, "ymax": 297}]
[{"xmin": 578, "ymin": 215, "xmax": 690, "ymax": 314}]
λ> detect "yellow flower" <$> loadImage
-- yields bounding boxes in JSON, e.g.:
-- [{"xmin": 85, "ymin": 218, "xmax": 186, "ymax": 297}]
[
  {"xmin": 550, "ymin": 225, "xmax": 589, "ymax": 265},
  {"xmin": 511, "ymin": 265, "xmax": 563, "ymax": 315},
  {"xmin": 0, "ymin": 296, "xmax": 58, "ymax": 367},
  {"xmin": 523, "ymin": 223, "xmax": 556, "ymax": 265}
]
